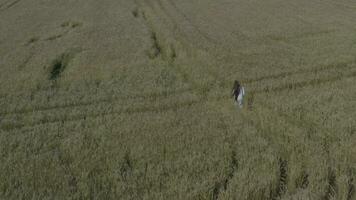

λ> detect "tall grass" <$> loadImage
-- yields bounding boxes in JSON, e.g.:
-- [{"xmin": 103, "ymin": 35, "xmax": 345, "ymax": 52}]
[{"xmin": 0, "ymin": 0, "xmax": 356, "ymax": 199}]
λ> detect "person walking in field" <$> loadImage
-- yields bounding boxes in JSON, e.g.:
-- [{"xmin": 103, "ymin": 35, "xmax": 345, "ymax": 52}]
[{"xmin": 232, "ymin": 80, "xmax": 245, "ymax": 108}]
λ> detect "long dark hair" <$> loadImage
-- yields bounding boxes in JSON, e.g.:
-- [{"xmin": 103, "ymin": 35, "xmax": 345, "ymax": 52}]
[
  {"xmin": 232, "ymin": 80, "xmax": 241, "ymax": 97},
  {"xmin": 233, "ymin": 80, "xmax": 240, "ymax": 90}
]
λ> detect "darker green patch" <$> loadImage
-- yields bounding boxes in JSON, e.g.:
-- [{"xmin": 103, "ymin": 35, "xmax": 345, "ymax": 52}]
[
  {"xmin": 132, "ymin": 8, "xmax": 139, "ymax": 18},
  {"xmin": 323, "ymin": 169, "xmax": 337, "ymax": 200},
  {"xmin": 275, "ymin": 159, "xmax": 288, "ymax": 199},
  {"xmin": 347, "ymin": 170, "xmax": 354, "ymax": 200},
  {"xmin": 49, "ymin": 53, "xmax": 75, "ymax": 80},
  {"xmin": 120, "ymin": 151, "xmax": 133, "ymax": 182},
  {"xmin": 147, "ymin": 31, "xmax": 162, "ymax": 59},
  {"xmin": 50, "ymin": 60, "xmax": 64, "ymax": 80},
  {"xmin": 46, "ymin": 34, "xmax": 63, "ymax": 41},
  {"xmin": 267, "ymin": 158, "xmax": 289, "ymax": 200},
  {"xmin": 296, "ymin": 170, "xmax": 309, "ymax": 189},
  {"xmin": 169, "ymin": 44, "xmax": 177, "ymax": 62},
  {"xmin": 70, "ymin": 22, "xmax": 83, "ymax": 28},
  {"xmin": 26, "ymin": 36, "xmax": 39, "ymax": 45}
]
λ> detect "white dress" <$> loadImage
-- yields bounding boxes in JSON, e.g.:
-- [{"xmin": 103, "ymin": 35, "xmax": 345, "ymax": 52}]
[{"xmin": 237, "ymin": 87, "xmax": 245, "ymax": 108}]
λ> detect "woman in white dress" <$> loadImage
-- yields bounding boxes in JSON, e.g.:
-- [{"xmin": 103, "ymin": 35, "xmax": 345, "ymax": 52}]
[{"xmin": 232, "ymin": 80, "xmax": 245, "ymax": 108}]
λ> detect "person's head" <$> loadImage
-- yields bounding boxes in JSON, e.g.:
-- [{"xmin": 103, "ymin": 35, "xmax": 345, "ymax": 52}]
[{"xmin": 234, "ymin": 80, "xmax": 240, "ymax": 89}]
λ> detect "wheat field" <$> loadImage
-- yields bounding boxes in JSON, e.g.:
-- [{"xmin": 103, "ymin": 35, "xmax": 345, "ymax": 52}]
[{"xmin": 0, "ymin": 0, "xmax": 356, "ymax": 199}]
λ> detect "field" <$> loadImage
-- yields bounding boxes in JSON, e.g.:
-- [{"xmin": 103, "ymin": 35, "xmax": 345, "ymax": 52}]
[{"xmin": 0, "ymin": 0, "xmax": 356, "ymax": 199}]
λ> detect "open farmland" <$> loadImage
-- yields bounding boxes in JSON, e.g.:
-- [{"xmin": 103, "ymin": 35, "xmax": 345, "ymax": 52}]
[{"xmin": 0, "ymin": 0, "xmax": 356, "ymax": 199}]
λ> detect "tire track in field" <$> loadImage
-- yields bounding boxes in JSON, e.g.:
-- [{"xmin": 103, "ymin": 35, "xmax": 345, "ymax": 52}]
[
  {"xmin": 142, "ymin": 0, "xmax": 237, "ymax": 90},
  {"xmin": 254, "ymin": 69, "xmax": 356, "ymax": 95},
  {"xmin": 150, "ymin": 0, "xmax": 192, "ymax": 51},
  {"xmin": 323, "ymin": 169, "xmax": 337, "ymax": 200},
  {"xmin": 257, "ymin": 87, "xmax": 355, "ymax": 199},
  {"xmin": 136, "ymin": 0, "xmax": 165, "ymax": 59},
  {"xmin": 1, "ymin": 50, "xmax": 354, "ymax": 116},
  {"xmin": 218, "ymin": 63, "xmax": 355, "ymax": 104},
  {"xmin": 138, "ymin": 0, "xmax": 166, "ymax": 60},
  {"xmin": 156, "ymin": 0, "xmax": 356, "ymax": 97},
  {"xmin": 0, "ymin": 0, "xmax": 11, "ymax": 8},
  {"xmin": 143, "ymin": 0, "xmax": 217, "ymax": 46},
  {"xmin": 323, "ymin": 0, "xmax": 356, "ymax": 11},
  {"xmin": 216, "ymin": 89, "xmax": 330, "ymax": 198},
  {"xmin": 267, "ymin": 29, "xmax": 335, "ymax": 42},
  {"xmin": 213, "ymin": 90, "xmax": 309, "ymax": 199},
  {"xmin": 223, "ymin": 59, "xmax": 354, "ymax": 87},
  {"xmin": 136, "ymin": 0, "xmax": 214, "ymax": 97},
  {"xmin": 212, "ymin": 151, "xmax": 238, "ymax": 200},
  {"xmin": 0, "ymin": 0, "xmax": 9, "ymax": 8},
  {"xmin": 164, "ymin": 0, "xmax": 219, "ymax": 46},
  {"xmin": 2, "ymin": 1, "xmax": 203, "ymax": 121},
  {"xmin": 317, "ymin": 0, "xmax": 356, "ymax": 28},
  {"xmin": 1, "ymin": 60, "xmax": 354, "ymax": 117},
  {"xmin": 209, "ymin": 102, "xmax": 239, "ymax": 200},
  {"xmin": 136, "ymin": 0, "xmax": 205, "ymax": 99},
  {"xmin": 130, "ymin": 6, "xmax": 356, "ymax": 193},
  {"xmin": 347, "ymin": 170, "xmax": 355, "ymax": 200},
  {"xmin": 157, "ymin": 0, "xmax": 219, "ymax": 47},
  {"xmin": 146, "ymin": 0, "xmax": 223, "ymax": 86},
  {"xmin": 0, "ymin": 85, "xmax": 194, "ymax": 106},
  {"xmin": 273, "ymin": 159, "xmax": 288, "ymax": 199},
  {"xmin": 213, "ymin": 99, "xmax": 292, "ymax": 199},
  {"xmin": 0, "ymin": 87, "xmax": 195, "ymax": 115},
  {"xmin": 243, "ymin": 61, "xmax": 353, "ymax": 83},
  {"xmin": 0, "ymin": 0, "xmax": 21, "ymax": 11},
  {"xmin": 2, "ymin": 57, "xmax": 354, "ymax": 199},
  {"xmin": 2, "ymin": 110, "xmax": 182, "ymax": 138},
  {"xmin": 138, "ymin": 0, "xmax": 198, "ymax": 64},
  {"xmin": 255, "ymin": 93, "xmax": 333, "ymax": 140},
  {"xmin": 252, "ymin": 90, "xmax": 340, "ymax": 198},
  {"xmin": 245, "ymin": 106, "xmax": 335, "ymax": 200},
  {"xmin": 3, "ymin": 70, "xmax": 355, "ymax": 120},
  {"xmin": 135, "ymin": 0, "xmax": 182, "ymax": 64},
  {"xmin": 1, "ymin": 55, "xmax": 352, "ymax": 102},
  {"xmin": 0, "ymin": 80, "xmax": 211, "ymax": 131},
  {"xmin": 217, "ymin": 69, "xmax": 355, "ymax": 136},
  {"xmin": 0, "ymin": 98, "xmax": 201, "ymax": 132}
]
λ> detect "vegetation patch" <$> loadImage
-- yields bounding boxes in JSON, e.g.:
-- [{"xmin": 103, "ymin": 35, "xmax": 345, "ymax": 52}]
[
  {"xmin": 120, "ymin": 151, "xmax": 133, "ymax": 181},
  {"xmin": 296, "ymin": 170, "xmax": 309, "ymax": 189},
  {"xmin": 147, "ymin": 31, "xmax": 162, "ymax": 59},
  {"xmin": 49, "ymin": 52, "xmax": 75, "ymax": 80},
  {"xmin": 70, "ymin": 22, "xmax": 83, "ymax": 28},
  {"xmin": 274, "ymin": 158, "xmax": 288, "ymax": 199},
  {"xmin": 0, "ymin": 0, "xmax": 21, "ymax": 10},
  {"xmin": 347, "ymin": 174, "xmax": 354, "ymax": 200},
  {"xmin": 132, "ymin": 8, "xmax": 139, "ymax": 18},
  {"xmin": 46, "ymin": 34, "xmax": 63, "ymax": 41},
  {"xmin": 61, "ymin": 21, "xmax": 83, "ymax": 28},
  {"xmin": 169, "ymin": 44, "xmax": 177, "ymax": 62},
  {"xmin": 25, "ymin": 36, "xmax": 39, "ymax": 45},
  {"xmin": 324, "ymin": 169, "xmax": 337, "ymax": 200},
  {"xmin": 212, "ymin": 151, "xmax": 238, "ymax": 200}
]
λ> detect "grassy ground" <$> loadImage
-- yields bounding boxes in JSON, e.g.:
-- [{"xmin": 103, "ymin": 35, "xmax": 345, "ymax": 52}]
[{"xmin": 0, "ymin": 0, "xmax": 356, "ymax": 199}]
